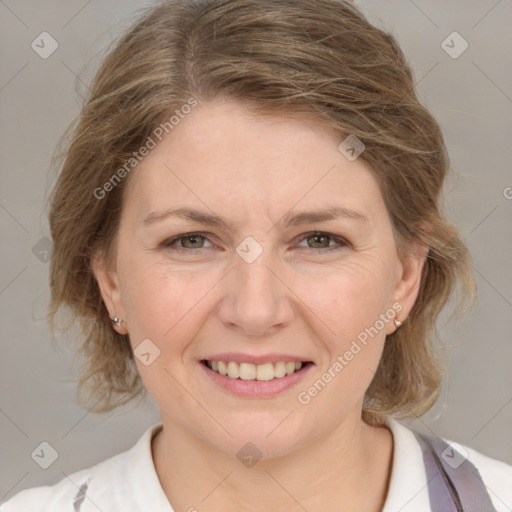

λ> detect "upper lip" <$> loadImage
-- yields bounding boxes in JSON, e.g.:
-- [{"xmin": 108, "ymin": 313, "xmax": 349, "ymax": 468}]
[{"xmin": 201, "ymin": 353, "xmax": 312, "ymax": 365}]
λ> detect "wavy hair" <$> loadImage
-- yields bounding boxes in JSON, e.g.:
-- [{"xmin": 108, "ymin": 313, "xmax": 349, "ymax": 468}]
[{"xmin": 48, "ymin": 0, "xmax": 476, "ymax": 424}]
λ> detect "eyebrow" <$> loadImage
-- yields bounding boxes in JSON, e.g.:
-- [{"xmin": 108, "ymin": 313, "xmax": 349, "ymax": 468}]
[{"xmin": 143, "ymin": 206, "xmax": 368, "ymax": 231}]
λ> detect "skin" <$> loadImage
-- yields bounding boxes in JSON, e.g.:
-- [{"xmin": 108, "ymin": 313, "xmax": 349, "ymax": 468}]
[{"xmin": 93, "ymin": 98, "xmax": 427, "ymax": 512}]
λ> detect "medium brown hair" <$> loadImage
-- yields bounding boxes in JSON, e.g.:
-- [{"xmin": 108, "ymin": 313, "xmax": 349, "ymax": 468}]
[{"xmin": 48, "ymin": 0, "xmax": 476, "ymax": 424}]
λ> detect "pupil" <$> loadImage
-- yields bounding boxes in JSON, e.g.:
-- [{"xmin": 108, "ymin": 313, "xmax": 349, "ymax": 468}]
[
  {"xmin": 312, "ymin": 234, "xmax": 327, "ymax": 248},
  {"xmin": 186, "ymin": 235, "xmax": 201, "ymax": 248}
]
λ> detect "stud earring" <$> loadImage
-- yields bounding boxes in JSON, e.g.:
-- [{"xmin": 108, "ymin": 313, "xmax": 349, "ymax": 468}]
[
  {"xmin": 110, "ymin": 316, "xmax": 122, "ymax": 327},
  {"xmin": 394, "ymin": 318, "xmax": 402, "ymax": 328}
]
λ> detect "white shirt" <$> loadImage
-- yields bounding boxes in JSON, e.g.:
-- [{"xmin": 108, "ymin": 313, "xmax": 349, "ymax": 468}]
[{"xmin": 1, "ymin": 418, "xmax": 511, "ymax": 511}]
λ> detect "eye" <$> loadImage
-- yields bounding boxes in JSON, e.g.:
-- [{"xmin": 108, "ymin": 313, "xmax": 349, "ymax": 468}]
[
  {"xmin": 162, "ymin": 232, "xmax": 213, "ymax": 252},
  {"xmin": 296, "ymin": 231, "xmax": 348, "ymax": 252},
  {"xmin": 160, "ymin": 231, "xmax": 348, "ymax": 254}
]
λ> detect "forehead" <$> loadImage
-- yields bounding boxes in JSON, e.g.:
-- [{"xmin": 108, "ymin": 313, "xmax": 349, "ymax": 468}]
[{"xmin": 123, "ymin": 99, "xmax": 386, "ymax": 226}]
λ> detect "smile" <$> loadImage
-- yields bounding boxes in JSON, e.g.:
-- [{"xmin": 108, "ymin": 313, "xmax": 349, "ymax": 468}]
[
  {"xmin": 199, "ymin": 359, "xmax": 315, "ymax": 398},
  {"xmin": 202, "ymin": 360, "xmax": 309, "ymax": 381}
]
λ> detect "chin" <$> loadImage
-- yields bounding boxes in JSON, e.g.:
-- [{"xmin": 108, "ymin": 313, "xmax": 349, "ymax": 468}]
[{"xmin": 201, "ymin": 412, "xmax": 311, "ymax": 461}]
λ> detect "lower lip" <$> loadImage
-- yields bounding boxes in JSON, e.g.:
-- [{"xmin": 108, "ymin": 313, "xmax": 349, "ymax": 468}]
[{"xmin": 198, "ymin": 361, "xmax": 314, "ymax": 398}]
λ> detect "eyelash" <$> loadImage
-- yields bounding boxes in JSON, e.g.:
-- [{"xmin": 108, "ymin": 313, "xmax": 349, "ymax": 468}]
[{"xmin": 160, "ymin": 231, "xmax": 349, "ymax": 254}]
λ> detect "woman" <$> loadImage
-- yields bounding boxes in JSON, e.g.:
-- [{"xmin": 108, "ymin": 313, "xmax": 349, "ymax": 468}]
[{"xmin": 2, "ymin": 0, "xmax": 510, "ymax": 511}]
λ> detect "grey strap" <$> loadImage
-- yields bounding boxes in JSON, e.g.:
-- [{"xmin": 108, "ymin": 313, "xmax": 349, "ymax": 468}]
[{"xmin": 413, "ymin": 431, "xmax": 497, "ymax": 512}]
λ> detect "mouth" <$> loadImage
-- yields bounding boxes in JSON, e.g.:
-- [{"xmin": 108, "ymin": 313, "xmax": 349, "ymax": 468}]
[
  {"xmin": 198, "ymin": 359, "xmax": 314, "ymax": 398},
  {"xmin": 200, "ymin": 359, "xmax": 313, "ymax": 381}
]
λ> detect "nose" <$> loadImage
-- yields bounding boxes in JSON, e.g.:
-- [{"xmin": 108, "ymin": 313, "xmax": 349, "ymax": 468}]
[{"xmin": 216, "ymin": 249, "xmax": 295, "ymax": 338}]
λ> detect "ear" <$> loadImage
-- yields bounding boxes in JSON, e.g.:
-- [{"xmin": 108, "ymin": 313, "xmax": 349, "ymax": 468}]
[
  {"xmin": 91, "ymin": 250, "xmax": 128, "ymax": 335},
  {"xmin": 387, "ymin": 236, "xmax": 429, "ymax": 335}
]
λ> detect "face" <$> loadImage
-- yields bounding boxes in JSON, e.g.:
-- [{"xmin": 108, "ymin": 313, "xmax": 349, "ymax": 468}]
[{"xmin": 94, "ymin": 98, "xmax": 425, "ymax": 459}]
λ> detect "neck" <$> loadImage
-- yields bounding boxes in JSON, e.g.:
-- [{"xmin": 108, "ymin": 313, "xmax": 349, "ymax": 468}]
[{"xmin": 152, "ymin": 412, "xmax": 394, "ymax": 512}]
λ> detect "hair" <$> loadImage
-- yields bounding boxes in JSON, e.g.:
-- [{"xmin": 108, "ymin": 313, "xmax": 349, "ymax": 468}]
[{"xmin": 48, "ymin": 0, "xmax": 476, "ymax": 425}]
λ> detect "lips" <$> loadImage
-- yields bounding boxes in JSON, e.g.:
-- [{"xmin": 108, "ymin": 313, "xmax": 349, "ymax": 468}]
[
  {"xmin": 198, "ymin": 358, "xmax": 314, "ymax": 397},
  {"xmin": 200, "ymin": 352, "xmax": 312, "ymax": 365}
]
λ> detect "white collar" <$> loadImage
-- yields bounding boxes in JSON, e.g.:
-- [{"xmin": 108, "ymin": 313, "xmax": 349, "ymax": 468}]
[
  {"xmin": 95, "ymin": 418, "xmax": 431, "ymax": 511},
  {"xmin": 382, "ymin": 417, "xmax": 431, "ymax": 511}
]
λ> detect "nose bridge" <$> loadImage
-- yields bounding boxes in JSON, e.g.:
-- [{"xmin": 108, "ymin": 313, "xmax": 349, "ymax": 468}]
[
  {"xmin": 237, "ymin": 243, "xmax": 276, "ymax": 294},
  {"xmin": 217, "ymin": 236, "xmax": 294, "ymax": 335},
  {"xmin": 235, "ymin": 236, "xmax": 282, "ymax": 304}
]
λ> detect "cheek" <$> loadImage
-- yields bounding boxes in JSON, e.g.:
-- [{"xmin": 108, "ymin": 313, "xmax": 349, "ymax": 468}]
[
  {"xmin": 117, "ymin": 236, "xmax": 396, "ymax": 360},
  {"xmin": 119, "ymin": 260, "xmax": 200, "ymax": 343},
  {"xmin": 296, "ymin": 262, "xmax": 393, "ymax": 414},
  {"xmin": 308, "ymin": 255, "xmax": 395, "ymax": 338},
  {"xmin": 116, "ymin": 259, "xmax": 204, "ymax": 402},
  {"xmin": 119, "ymin": 247, "xmax": 395, "ymax": 342}
]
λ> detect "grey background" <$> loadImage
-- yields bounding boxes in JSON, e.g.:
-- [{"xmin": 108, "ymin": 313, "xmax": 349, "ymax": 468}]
[{"xmin": 1, "ymin": 0, "xmax": 511, "ymax": 501}]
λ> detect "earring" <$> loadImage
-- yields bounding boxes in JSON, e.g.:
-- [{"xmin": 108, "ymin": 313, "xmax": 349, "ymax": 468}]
[
  {"xmin": 394, "ymin": 318, "xmax": 402, "ymax": 328},
  {"xmin": 110, "ymin": 316, "xmax": 122, "ymax": 327}
]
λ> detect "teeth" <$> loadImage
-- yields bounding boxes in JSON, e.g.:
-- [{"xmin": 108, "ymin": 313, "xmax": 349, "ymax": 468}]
[
  {"xmin": 218, "ymin": 361, "xmax": 228, "ymax": 376},
  {"xmin": 227, "ymin": 361, "xmax": 239, "ymax": 379},
  {"xmin": 239, "ymin": 362, "xmax": 256, "ymax": 380},
  {"xmin": 274, "ymin": 361, "xmax": 286, "ymax": 378},
  {"xmin": 256, "ymin": 362, "xmax": 274, "ymax": 381},
  {"xmin": 286, "ymin": 362, "xmax": 296, "ymax": 374},
  {"xmin": 205, "ymin": 360, "xmax": 305, "ymax": 381}
]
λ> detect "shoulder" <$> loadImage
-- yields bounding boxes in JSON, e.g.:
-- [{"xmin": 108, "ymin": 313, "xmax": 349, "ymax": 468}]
[
  {"xmin": 0, "ymin": 467, "xmax": 95, "ymax": 512},
  {"xmin": 383, "ymin": 418, "xmax": 512, "ymax": 512},
  {"xmin": 0, "ymin": 423, "xmax": 165, "ymax": 512},
  {"xmin": 455, "ymin": 440, "xmax": 512, "ymax": 511}
]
